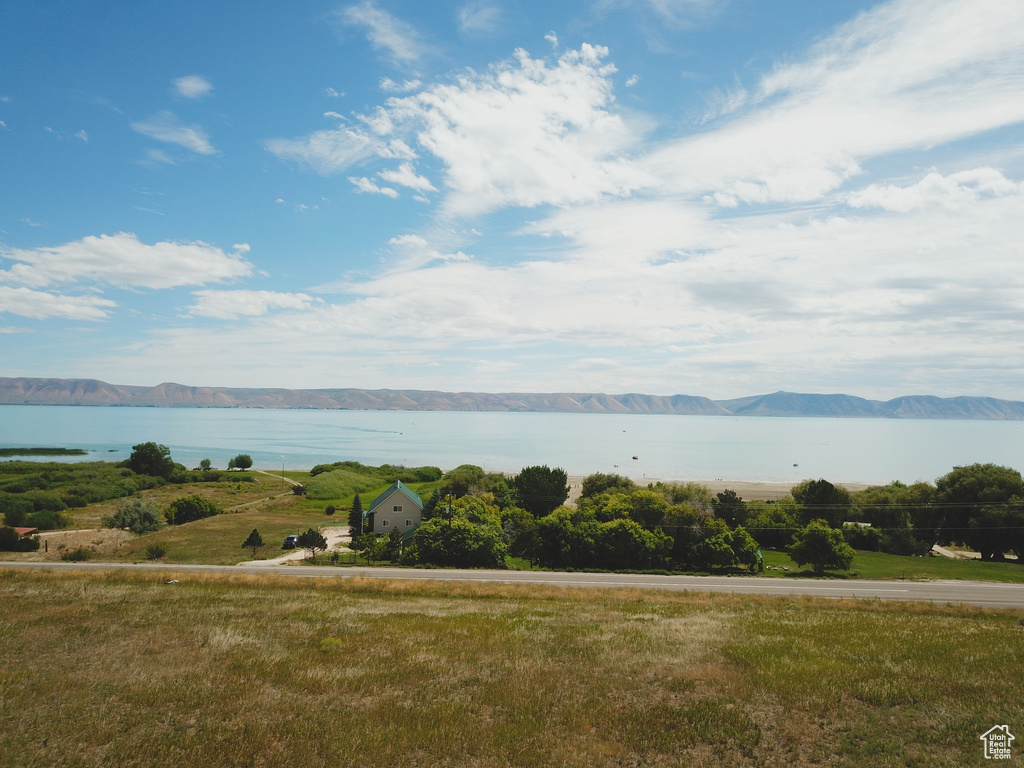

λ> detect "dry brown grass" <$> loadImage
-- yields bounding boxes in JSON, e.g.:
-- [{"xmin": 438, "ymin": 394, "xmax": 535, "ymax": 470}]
[{"xmin": 1, "ymin": 569, "xmax": 1021, "ymax": 767}]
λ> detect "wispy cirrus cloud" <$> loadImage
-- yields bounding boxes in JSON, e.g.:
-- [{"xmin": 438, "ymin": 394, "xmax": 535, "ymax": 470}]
[
  {"xmin": 265, "ymin": 127, "xmax": 383, "ymax": 174},
  {"xmin": 130, "ymin": 111, "xmax": 217, "ymax": 155},
  {"xmin": 457, "ymin": 0, "xmax": 503, "ymax": 35},
  {"xmin": 650, "ymin": 0, "xmax": 1024, "ymax": 206},
  {"xmin": 338, "ymin": 1, "xmax": 432, "ymax": 66},
  {"xmin": 189, "ymin": 290, "xmax": 321, "ymax": 319}
]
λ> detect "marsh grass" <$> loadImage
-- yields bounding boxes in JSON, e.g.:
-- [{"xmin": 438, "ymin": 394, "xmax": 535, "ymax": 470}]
[{"xmin": 1, "ymin": 569, "xmax": 1020, "ymax": 767}]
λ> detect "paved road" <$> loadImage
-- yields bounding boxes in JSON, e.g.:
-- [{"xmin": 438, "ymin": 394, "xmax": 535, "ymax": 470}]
[{"xmin": 3, "ymin": 561, "xmax": 1023, "ymax": 608}]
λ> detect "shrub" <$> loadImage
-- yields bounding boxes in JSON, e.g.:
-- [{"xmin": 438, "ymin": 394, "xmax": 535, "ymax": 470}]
[
  {"xmin": 0, "ymin": 496, "xmax": 32, "ymax": 527},
  {"xmin": 842, "ymin": 524, "xmax": 883, "ymax": 551},
  {"xmin": 23, "ymin": 490, "xmax": 66, "ymax": 512},
  {"xmin": 26, "ymin": 509, "xmax": 69, "ymax": 530},
  {"xmin": 103, "ymin": 498, "xmax": 164, "ymax": 534},
  {"xmin": 145, "ymin": 543, "xmax": 167, "ymax": 561},
  {"xmin": 60, "ymin": 547, "xmax": 91, "ymax": 561},
  {"xmin": 325, "ymin": 505, "xmax": 336, "ymax": 516},
  {"xmin": 165, "ymin": 495, "xmax": 221, "ymax": 525},
  {"xmin": 0, "ymin": 526, "xmax": 40, "ymax": 551}
]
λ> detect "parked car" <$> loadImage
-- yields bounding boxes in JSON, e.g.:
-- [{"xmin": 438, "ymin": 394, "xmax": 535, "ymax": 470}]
[{"xmin": 283, "ymin": 534, "xmax": 300, "ymax": 549}]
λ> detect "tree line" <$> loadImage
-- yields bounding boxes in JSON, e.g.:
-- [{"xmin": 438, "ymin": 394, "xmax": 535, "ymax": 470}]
[{"xmin": 343, "ymin": 462, "xmax": 1024, "ymax": 573}]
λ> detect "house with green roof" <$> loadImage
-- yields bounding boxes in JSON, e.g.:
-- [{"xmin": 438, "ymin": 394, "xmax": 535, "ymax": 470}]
[{"xmin": 365, "ymin": 480, "xmax": 424, "ymax": 538}]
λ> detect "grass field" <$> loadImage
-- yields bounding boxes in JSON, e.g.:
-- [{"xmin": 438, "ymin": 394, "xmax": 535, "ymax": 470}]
[
  {"xmin": 760, "ymin": 548, "xmax": 1024, "ymax": 583},
  {"xmin": 1, "ymin": 568, "xmax": 1020, "ymax": 767}
]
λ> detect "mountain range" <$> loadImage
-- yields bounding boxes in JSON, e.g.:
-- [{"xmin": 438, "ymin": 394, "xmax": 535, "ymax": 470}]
[{"xmin": 2, "ymin": 377, "xmax": 1023, "ymax": 420}]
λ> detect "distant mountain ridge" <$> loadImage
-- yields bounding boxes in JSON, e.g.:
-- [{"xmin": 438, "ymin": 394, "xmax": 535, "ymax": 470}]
[{"xmin": 2, "ymin": 377, "xmax": 1023, "ymax": 420}]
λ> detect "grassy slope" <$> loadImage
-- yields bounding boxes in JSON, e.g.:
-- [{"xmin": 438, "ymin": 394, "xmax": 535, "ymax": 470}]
[{"xmin": 1, "ymin": 569, "xmax": 1020, "ymax": 768}]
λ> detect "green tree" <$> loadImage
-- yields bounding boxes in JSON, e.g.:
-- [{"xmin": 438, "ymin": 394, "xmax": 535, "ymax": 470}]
[
  {"xmin": 231, "ymin": 454, "xmax": 253, "ymax": 470},
  {"xmin": 627, "ymin": 489, "xmax": 670, "ymax": 530},
  {"xmin": 403, "ymin": 517, "xmax": 507, "ymax": 568},
  {"xmin": 580, "ymin": 473, "xmax": 636, "ymax": 499},
  {"xmin": 500, "ymin": 506, "xmax": 539, "ymax": 563},
  {"xmin": 694, "ymin": 533, "xmax": 737, "ymax": 571},
  {"xmin": 789, "ymin": 520, "xmax": 855, "ymax": 575},
  {"xmin": 792, "ymin": 479, "xmax": 852, "ymax": 528},
  {"xmin": 126, "ymin": 442, "xmax": 175, "ymax": 479},
  {"xmin": 383, "ymin": 528, "xmax": 404, "ymax": 561},
  {"xmin": 534, "ymin": 507, "xmax": 600, "ymax": 569},
  {"xmin": 594, "ymin": 518, "xmax": 671, "ymax": 570},
  {"xmin": 102, "ymin": 497, "xmax": 164, "ymax": 534},
  {"xmin": 935, "ymin": 463, "xmax": 1024, "ymax": 560},
  {"xmin": 440, "ymin": 464, "xmax": 486, "ymax": 497},
  {"xmin": 745, "ymin": 499, "xmax": 799, "ymax": 550},
  {"xmin": 165, "ymin": 494, "xmax": 221, "ymax": 525},
  {"xmin": 348, "ymin": 493, "xmax": 364, "ymax": 536},
  {"xmin": 729, "ymin": 526, "xmax": 760, "ymax": 570},
  {"xmin": 199, "ymin": 458, "xmax": 212, "ymax": 470},
  {"xmin": 298, "ymin": 527, "xmax": 328, "ymax": 562},
  {"xmin": 242, "ymin": 528, "xmax": 264, "ymax": 559},
  {"xmin": 513, "ymin": 465, "xmax": 569, "ymax": 517},
  {"xmin": 712, "ymin": 489, "xmax": 748, "ymax": 528}
]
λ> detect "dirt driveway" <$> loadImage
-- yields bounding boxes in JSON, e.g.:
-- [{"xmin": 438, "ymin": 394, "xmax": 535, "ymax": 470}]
[{"xmin": 242, "ymin": 525, "xmax": 351, "ymax": 566}]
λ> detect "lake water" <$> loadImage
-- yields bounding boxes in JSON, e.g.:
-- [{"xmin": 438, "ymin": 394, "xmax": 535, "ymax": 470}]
[{"xmin": 1, "ymin": 405, "xmax": 1023, "ymax": 485}]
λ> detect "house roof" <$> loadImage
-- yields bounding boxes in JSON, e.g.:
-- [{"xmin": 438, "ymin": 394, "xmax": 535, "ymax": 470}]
[
  {"xmin": 13, "ymin": 527, "xmax": 38, "ymax": 537},
  {"xmin": 367, "ymin": 480, "xmax": 424, "ymax": 515}
]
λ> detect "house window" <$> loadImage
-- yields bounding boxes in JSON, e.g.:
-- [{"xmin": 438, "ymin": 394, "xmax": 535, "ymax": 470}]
[
  {"xmin": 393, "ymin": 505, "xmax": 403, "ymax": 512},
  {"xmin": 382, "ymin": 519, "xmax": 389, "ymax": 527},
  {"xmin": 406, "ymin": 519, "xmax": 412, "ymax": 527}
]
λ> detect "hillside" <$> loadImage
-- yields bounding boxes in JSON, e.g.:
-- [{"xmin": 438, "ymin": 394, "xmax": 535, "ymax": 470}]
[{"xmin": 2, "ymin": 377, "xmax": 1023, "ymax": 419}]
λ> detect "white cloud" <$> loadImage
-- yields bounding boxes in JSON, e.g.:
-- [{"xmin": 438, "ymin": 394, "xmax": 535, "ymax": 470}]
[
  {"xmin": 75, "ymin": 129, "xmax": 88, "ymax": 142},
  {"xmin": 189, "ymin": 290, "xmax": 321, "ymax": 319},
  {"xmin": 325, "ymin": 87, "xmax": 345, "ymax": 98},
  {"xmin": 545, "ymin": 32, "xmax": 559, "ymax": 47},
  {"xmin": 130, "ymin": 111, "xmax": 217, "ymax": 155},
  {"xmin": 385, "ymin": 234, "xmax": 471, "ymax": 269},
  {"xmin": 339, "ymin": 1, "xmax": 430, "ymax": 66},
  {"xmin": 847, "ymin": 168, "xmax": 1023, "ymax": 213},
  {"xmin": 378, "ymin": 162, "xmax": 436, "ymax": 192},
  {"xmin": 0, "ymin": 285, "xmax": 117, "ymax": 321},
  {"xmin": 388, "ymin": 44, "xmax": 652, "ymax": 214},
  {"xmin": 269, "ymin": 44, "xmax": 651, "ymax": 211},
  {"xmin": 458, "ymin": 1, "xmax": 502, "ymax": 35},
  {"xmin": 0, "ymin": 232, "xmax": 253, "ymax": 290},
  {"xmin": 173, "ymin": 75, "xmax": 213, "ymax": 99},
  {"xmin": 349, "ymin": 176, "xmax": 399, "ymax": 197}
]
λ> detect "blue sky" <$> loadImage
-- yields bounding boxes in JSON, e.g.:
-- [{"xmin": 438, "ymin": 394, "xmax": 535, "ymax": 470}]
[{"xmin": 1, "ymin": 0, "xmax": 1023, "ymax": 399}]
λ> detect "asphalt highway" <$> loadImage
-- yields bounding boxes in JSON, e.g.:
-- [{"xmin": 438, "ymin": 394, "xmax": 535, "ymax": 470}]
[{"xmin": 3, "ymin": 560, "xmax": 1023, "ymax": 609}]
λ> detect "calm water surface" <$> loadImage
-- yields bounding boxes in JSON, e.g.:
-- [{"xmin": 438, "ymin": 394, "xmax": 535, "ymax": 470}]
[{"xmin": 1, "ymin": 405, "xmax": 1022, "ymax": 484}]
